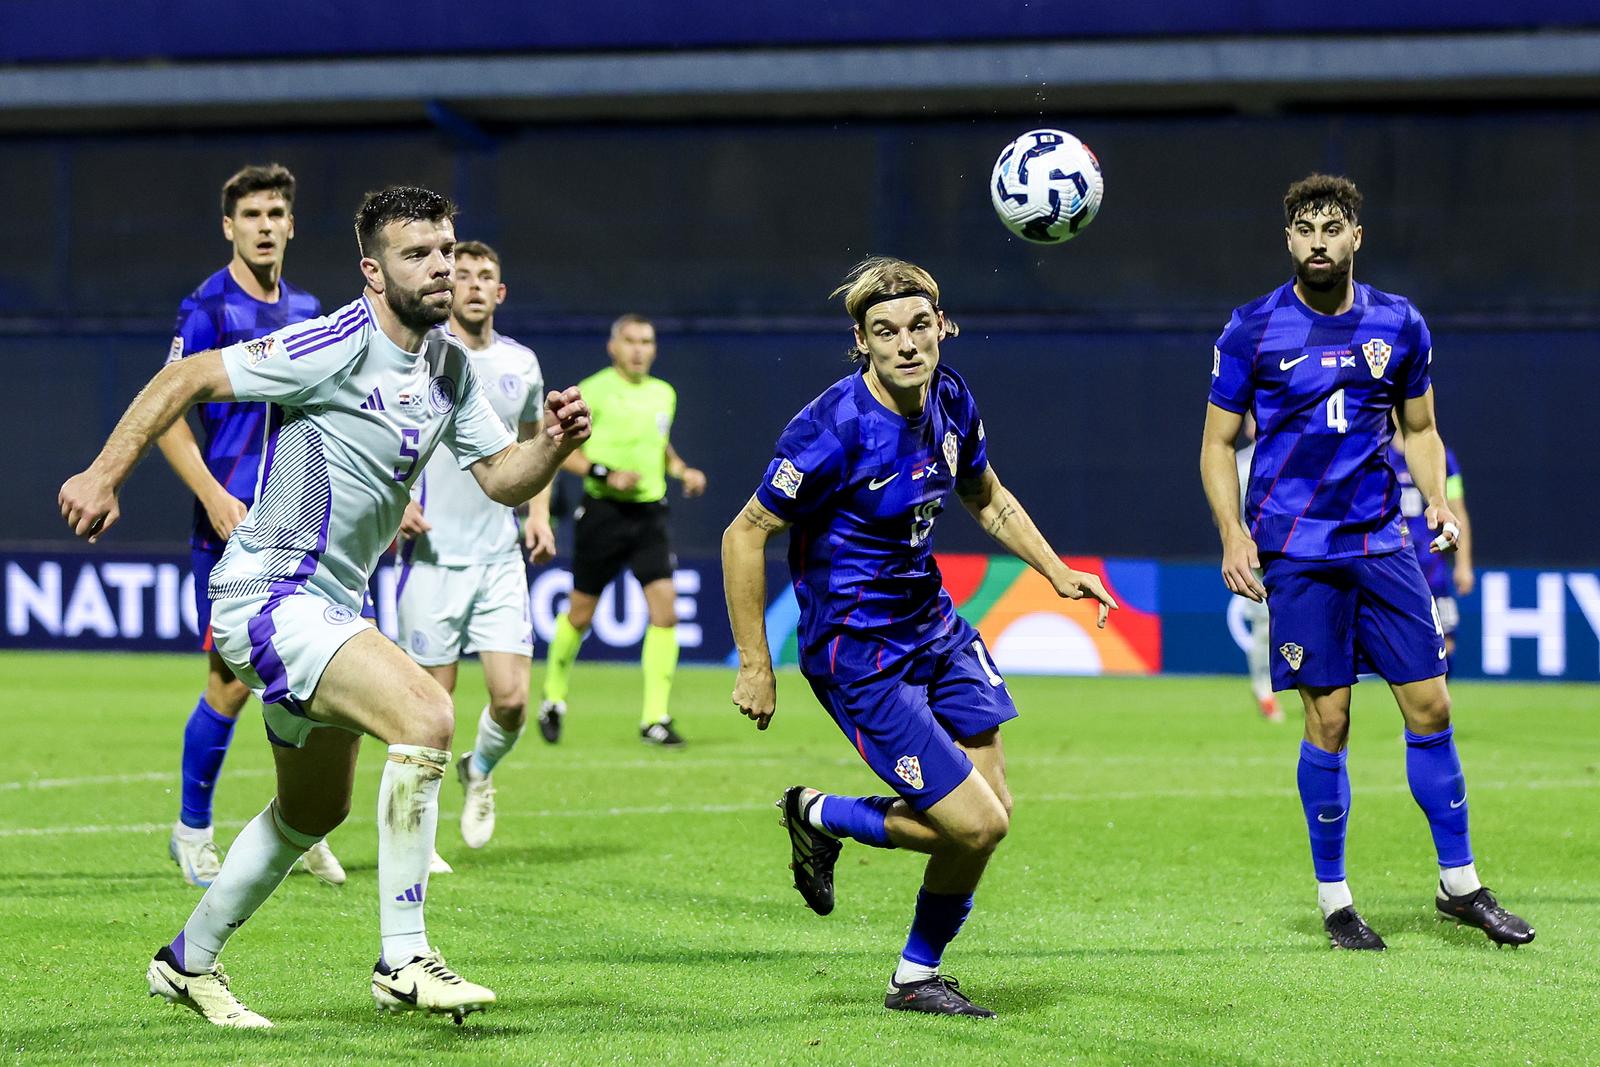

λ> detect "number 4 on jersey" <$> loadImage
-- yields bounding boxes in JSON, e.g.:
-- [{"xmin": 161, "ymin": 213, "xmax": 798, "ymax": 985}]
[{"xmin": 1325, "ymin": 388, "xmax": 1349, "ymax": 434}]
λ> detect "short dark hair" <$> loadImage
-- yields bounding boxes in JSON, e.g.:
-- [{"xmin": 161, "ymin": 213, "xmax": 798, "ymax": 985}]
[
  {"xmin": 221, "ymin": 164, "xmax": 296, "ymax": 218},
  {"xmin": 1284, "ymin": 174, "xmax": 1362, "ymax": 226},
  {"xmin": 454, "ymin": 240, "xmax": 501, "ymax": 270},
  {"xmin": 354, "ymin": 185, "xmax": 458, "ymax": 258},
  {"xmin": 609, "ymin": 313, "xmax": 654, "ymax": 339}
]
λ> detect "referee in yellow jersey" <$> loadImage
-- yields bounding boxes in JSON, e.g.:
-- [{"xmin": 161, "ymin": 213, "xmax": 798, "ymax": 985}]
[{"xmin": 539, "ymin": 314, "xmax": 707, "ymax": 746}]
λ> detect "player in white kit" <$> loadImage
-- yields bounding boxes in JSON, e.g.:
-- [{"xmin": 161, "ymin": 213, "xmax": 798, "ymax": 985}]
[
  {"xmin": 396, "ymin": 240, "xmax": 553, "ymax": 855},
  {"xmin": 58, "ymin": 187, "xmax": 591, "ymax": 1028}
]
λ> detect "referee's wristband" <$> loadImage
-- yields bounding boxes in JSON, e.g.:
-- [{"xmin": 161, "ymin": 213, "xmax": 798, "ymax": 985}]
[{"xmin": 589, "ymin": 463, "xmax": 610, "ymax": 480}]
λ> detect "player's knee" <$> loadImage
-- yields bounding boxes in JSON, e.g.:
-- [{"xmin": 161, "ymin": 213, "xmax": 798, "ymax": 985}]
[
  {"xmin": 209, "ymin": 677, "xmax": 251, "ymax": 717},
  {"xmin": 277, "ymin": 793, "xmax": 350, "ymax": 838},
  {"xmin": 649, "ymin": 610, "xmax": 678, "ymax": 629},
  {"xmin": 952, "ymin": 807, "xmax": 1009, "ymax": 855},
  {"xmin": 403, "ymin": 690, "xmax": 457, "ymax": 751},
  {"xmin": 1410, "ymin": 691, "xmax": 1452, "ymax": 733},
  {"xmin": 566, "ymin": 604, "xmax": 594, "ymax": 631},
  {"xmin": 489, "ymin": 694, "xmax": 528, "ymax": 731}
]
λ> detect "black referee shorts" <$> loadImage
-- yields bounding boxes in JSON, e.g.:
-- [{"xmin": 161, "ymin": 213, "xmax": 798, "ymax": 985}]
[{"xmin": 570, "ymin": 495, "xmax": 676, "ymax": 596}]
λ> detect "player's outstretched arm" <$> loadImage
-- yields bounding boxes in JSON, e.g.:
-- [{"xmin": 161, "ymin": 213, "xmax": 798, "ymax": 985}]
[
  {"xmin": 59, "ymin": 351, "xmax": 235, "ymax": 543},
  {"xmin": 723, "ymin": 495, "xmax": 788, "ymax": 729},
  {"xmin": 956, "ymin": 465, "xmax": 1118, "ymax": 629},
  {"xmin": 1200, "ymin": 402, "xmax": 1266, "ymax": 601},
  {"xmin": 471, "ymin": 387, "xmax": 591, "ymax": 507},
  {"xmin": 1398, "ymin": 389, "xmax": 1461, "ymax": 555}
]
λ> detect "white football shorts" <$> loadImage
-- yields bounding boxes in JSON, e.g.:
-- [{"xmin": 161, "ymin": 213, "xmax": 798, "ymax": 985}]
[
  {"xmin": 210, "ymin": 588, "xmax": 373, "ymax": 748},
  {"xmin": 396, "ymin": 557, "xmax": 534, "ymax": 667}
]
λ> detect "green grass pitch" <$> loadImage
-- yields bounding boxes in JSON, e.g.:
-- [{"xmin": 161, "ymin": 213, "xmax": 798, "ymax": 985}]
[{"xmin": 1, "ymin": 651, "xmax": 1596, "ymax": 1065}]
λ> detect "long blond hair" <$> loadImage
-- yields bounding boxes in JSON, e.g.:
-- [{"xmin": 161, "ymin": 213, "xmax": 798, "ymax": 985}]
[{"xmin": 831, "ymin": 256, "xmax": 959, "ymax": 361}]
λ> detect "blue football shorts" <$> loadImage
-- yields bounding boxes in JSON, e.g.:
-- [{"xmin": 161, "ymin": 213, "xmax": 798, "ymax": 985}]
[
  {"xmin": 1263, "ymin": 549, "xmax": 1448, "ymax": 692},
  {"xmin": 805, "ymin": 617, "xmax": 1018, "ymax": 811}
]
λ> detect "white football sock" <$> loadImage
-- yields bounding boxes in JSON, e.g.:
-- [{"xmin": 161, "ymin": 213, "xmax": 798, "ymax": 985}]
[
  {"xmin": 805, "ymin": 792, "xmax": 837, "ymax": 836},
  {"xmin": 378, "ymin": 744, "xmax": 449, "ymax": 966},
  {"xmin": 177, "ymin": 801, "xmax": 317, "ymax": 972},
  {"xmin": 892, "ymin": 957, "xmax": 939, "ymax": 986},
  {"xmin": 1439, "ymin": 863, "xmax": 1482, "ymax": 898},
  {"xmin": 172, "ymin": 820, "xmax": 214, "ymax": 843},
  {"xmin": 471, "ymin": 705, "xmax": 521, "ymax": 777},
  {"xmin": 1317, "ymin": 879, "xmax": 1354, "ymax": 918}
]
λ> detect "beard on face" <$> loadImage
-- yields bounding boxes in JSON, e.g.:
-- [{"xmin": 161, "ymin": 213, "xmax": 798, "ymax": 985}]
[
  {"xmin": 381, "ymin": 267, "xmax": 452, "ymax": 331},
  {"xmin": 1294, "ymin": 249, "xmax": 1351, "ymax": 293}
]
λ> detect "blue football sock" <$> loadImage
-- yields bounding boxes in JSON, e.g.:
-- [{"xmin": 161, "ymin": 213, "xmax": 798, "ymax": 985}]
[
  {"xmin": 1297, "ymin": 740, "xmax": 1350, "ymax": 883},
  {"xmin": 180, "ymin": 697, "xmax": 236, "ymax": 830},
  {"xmin": 1405, "ymin": 726, "xmax": 1473, "ymax": 869},
  {"xmin": 901, "ymin": 889, "xmax": 975, "ymax": 969},
  {"xmin": 815, "ymin": 794, "xmax": 896, "ymax": 848}
]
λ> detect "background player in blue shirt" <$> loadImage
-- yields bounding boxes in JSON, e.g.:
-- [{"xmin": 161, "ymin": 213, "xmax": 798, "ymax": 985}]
[
  {"xmin": 723, "ymin": 257, "xmax": 1116, "ymax": 1017},
  {"xmin": 1199, "ymin": 174, "xmax": 1531, "ymax": 950},
  {"xmin": 1390, "ymin": 422, "xmax": 1474, "ymax": 665},
  {"xmin": 156, "ymin": 165, "xmax": 343, "ymax": 887}
]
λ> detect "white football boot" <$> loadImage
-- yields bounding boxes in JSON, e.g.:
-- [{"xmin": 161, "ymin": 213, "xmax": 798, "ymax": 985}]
[
  {"xmin": 457, "ymin": 753, "xmax": 497, "ymax": 849},
  {"xmin": 147, "ymin": 946, "xmax": 272, "ymax": 1029},
  {"xmin": 168, "ymin": 824, "xmax": 223, "ymax": 888},
  {"xmin": 372, "ymin": 950, "xmax": 495, "ymax": 1023},
  {"xmin": 294, "ymin": 839, "xmax": 347, "ymax": 886},
  {"xmin": 429, "ymin": 850, "xmax": 454, "ymax": 874}
]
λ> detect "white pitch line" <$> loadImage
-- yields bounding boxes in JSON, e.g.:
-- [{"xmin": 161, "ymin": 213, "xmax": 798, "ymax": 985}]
[
  {"xmin": 1, "ymin": 777, "xmax": 1593, "ymax": 840},
  {"xmin": 0, "ymin": 750, "xmax": 1464, "ymax": 793}
]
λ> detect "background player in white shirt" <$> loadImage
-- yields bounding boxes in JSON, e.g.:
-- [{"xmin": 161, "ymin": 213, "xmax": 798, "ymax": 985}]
[
  {"xmin": 58, "ymin": 186, "xmax": 591, "ymax": 1027},
  {"xmin": 395, "ymin": 240, "xmax": 553, "ymax": 854}
]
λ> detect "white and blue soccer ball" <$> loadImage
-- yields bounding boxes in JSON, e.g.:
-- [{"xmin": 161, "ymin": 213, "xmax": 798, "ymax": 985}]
[{"xmin": 989, "ymin": 129, "xmax": 1104, "ymax": 244}]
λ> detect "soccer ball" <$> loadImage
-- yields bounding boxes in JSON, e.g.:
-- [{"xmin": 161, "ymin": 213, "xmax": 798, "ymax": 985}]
[{"xmin": 989, "ymin": 129, "xmax": 1104, "ymax": 244}]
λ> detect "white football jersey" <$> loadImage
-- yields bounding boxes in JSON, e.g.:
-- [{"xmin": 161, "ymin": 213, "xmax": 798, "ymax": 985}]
[
  {"xmin": 209, "ymin": 296, "xmax": 515, "ymax": 609},
  {"xmin": 408, "ymin": 331, "xmax": 544, "ymax": 565}
]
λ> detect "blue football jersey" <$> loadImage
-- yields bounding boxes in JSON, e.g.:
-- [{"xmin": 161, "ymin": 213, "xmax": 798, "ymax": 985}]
[
  {"xmin": 166, "ymin": 268, "xmax": 321, "ymax": 550},
  {"xmin": 755, "ymin": 367, "xmax": 988, "ymax": 681},
  {"xmin": 1209, "ymin": 280, "xmax": 1433, "ymax": 561},
  {"xmin": 1390, "ymin": 441, "xmax": 1463, "ymax": 594}
]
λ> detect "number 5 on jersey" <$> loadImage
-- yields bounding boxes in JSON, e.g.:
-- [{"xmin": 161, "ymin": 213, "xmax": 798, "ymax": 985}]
[{"xmin": 393, "ymin": 427, "xmax": 421, "ymax": 482}]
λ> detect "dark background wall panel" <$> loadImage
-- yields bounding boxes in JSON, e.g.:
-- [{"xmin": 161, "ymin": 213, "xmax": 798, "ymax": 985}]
[
  {"xmin": 10, "ymin": 327, "xmax": 1596, "ymax": 567},
  {"xmin": 11, "ymin": 112, "xmax": 1600, "ymax": 326}
]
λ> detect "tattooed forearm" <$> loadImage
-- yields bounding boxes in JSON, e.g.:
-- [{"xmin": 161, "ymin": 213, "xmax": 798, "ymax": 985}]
[
  {"xmin": 985, "ymin": 502, "xmax": 1017, "ymax": 538},
  {"xmin": 741, "ymin": 504, "xmax": 784, "ymax": 532}
]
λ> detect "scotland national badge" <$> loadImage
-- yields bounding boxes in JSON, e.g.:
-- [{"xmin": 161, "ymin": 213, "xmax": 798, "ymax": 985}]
[
  {"xmin": 1279, "ymin": 642, "xmax": 1305, "ymax": 671},
  {"xmin": 942, "ymin": 430, "xmax": 959, "ymax": 473},
  {"xmin": 323, "ymin": 604, "xmax": 357, "ymax": 625},
  {"xmin": 1361, "ymin": 337, "xmax": 1392, "ymax": 379},
  {"xmin": 428, "ymin": 376, "xmax": 457, "ymax": 414},
  {"xmin": 894, "ymin": 754, "xmax": 925, "ymax": 790}
]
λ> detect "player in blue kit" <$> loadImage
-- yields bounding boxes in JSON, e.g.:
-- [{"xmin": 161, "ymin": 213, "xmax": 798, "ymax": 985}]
[
  {"xmin": 1199, "ymin": 174, "xmax": 1531, "ymax": 949},
  {"xmin": 1390, "ymin": 427, "xmax": 1474, "ymax": 665},
  {"xmin": 157, "ymin": 164, "xmax": 345, "ymax": 888},
  {"xmin": 723, "ymin": 257, "xmax": 1117, "ymax": 1017}
]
